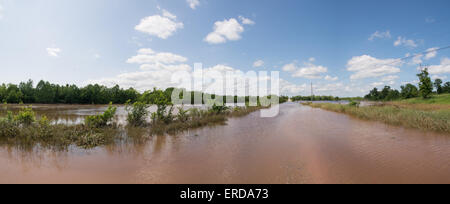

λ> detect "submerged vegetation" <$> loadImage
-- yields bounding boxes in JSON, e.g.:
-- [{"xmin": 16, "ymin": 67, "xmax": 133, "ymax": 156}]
[{"xmin": 0, "ymin": 83, "xmax": 283, "ymax": 150}]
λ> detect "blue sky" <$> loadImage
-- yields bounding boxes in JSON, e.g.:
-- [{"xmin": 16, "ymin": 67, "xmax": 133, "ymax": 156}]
[{"xmin": 0, "ymin": 0, "xmax": 449, "ymax": 96}]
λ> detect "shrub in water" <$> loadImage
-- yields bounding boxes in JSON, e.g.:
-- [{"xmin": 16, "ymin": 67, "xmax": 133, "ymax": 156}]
[
  {"xmin": 126, "ymin": 101, "xmax": 149, "ymax": 127},
  {"xmin": 85, "ymin": 103, "xmax": 117, "ymax": 128},
  {"xmin": 177, "ymin": 107, "xmax": 190, "ymax": 122},
  {"xmin": 15, "ymin": 106, "xmax": 36, "ymax": 126}
]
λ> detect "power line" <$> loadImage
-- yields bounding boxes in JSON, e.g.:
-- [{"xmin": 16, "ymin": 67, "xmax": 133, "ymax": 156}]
[{"xmin": 381, "ymin": 45, "xmax": 450, "ymax": 67}]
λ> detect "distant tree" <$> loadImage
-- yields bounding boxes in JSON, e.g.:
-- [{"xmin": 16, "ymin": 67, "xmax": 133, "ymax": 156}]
[
  {"xmin": 6, "ymin": 84, "xmax": 23, "ymax": 103},
  {"xmin": 400, "ymin": 84, "xmax": 419, "ymax": 99},
  {"xmin": 417, "ymin": 68, "xmax": 433, "ymax": 99},
  {"xmin": 0, "ymin": 84, "xmax": 7, "ymax": 103},
  {"xmin": 434, "ymin": 78, "xmax": 443, "ymax": 94},
  {"xmin": 444, "ymin": 82, "xmax": 450, "ymax": 93},
  {"xmin": 36, "ymin": 80, "xmax": 55, "ymax": 103},
  {"xmin": 365, "ymin": 88, "xmax": 380, "ymax": 101},
  {"xmin": 380, "ymin": 86, "xmax": 392, "ymax": 100},
  {"xmin": 19, "ymin": 80, "xmax": 36, "ymax": 103}
]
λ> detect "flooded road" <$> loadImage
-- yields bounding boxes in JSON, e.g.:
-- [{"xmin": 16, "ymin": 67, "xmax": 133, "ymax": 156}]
[{"xmin": 0, "ymin": 103, "xmax": 449, "ymax": 184}]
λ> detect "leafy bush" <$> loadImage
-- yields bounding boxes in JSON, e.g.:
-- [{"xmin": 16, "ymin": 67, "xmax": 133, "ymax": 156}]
[
  {"xmin": 14, "ymin": 106, "xmax": 36, "ymax": 126},
  {"xmin": 176, "ymin": 107, "xmax": 190, "ymax": 122},
  {"xmin": 85, "ymin": 103, "xmax": 117, "ymax": 128},
  {"xmin": 126, "ymin": 101, "xmax": 149, "ymax": 127},
  {"xmin": 210, "ymin": 104, "xmax": 229, "ymax": 114},
  {"xmin": 348, "ymin": 101, "xmax": 360, "ymax": 107}
]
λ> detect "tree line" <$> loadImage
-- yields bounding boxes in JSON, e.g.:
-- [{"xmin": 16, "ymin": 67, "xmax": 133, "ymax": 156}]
[
  {"xmin": 0, "ymin": 80, "xmax": 289, "ymax": 105},
  {"xmin": 365, "ymin": 68, "xmax": 450, "ymax": 101},
  {"xmin": 0, "ymin": 80, "xmax": 140, "ymax": 104}
]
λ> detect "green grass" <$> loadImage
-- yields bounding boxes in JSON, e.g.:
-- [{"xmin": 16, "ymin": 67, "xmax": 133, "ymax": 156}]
[
  {"xmin": 399, "ymin": 94, "xmax": 450, "ymax": 105},
  {"xmin": 304, "ymin": 102, "xmax": 450, "ymax": 133}
]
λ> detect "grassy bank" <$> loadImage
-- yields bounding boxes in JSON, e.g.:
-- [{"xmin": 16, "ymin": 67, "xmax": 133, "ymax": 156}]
[{"xmin": 303, "ymin": 97, "xmax": 450, "ymax": 133}]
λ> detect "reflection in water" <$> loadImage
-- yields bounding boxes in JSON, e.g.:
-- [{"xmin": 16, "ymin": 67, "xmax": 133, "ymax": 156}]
[{"xmin": 0, "ymin": 103, "xmax": 449, "ymax": 184}]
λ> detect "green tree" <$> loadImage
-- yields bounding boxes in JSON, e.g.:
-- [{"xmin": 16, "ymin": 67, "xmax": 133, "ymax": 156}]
[
  {"xmin": 19, "ymin": 80, "xmax": 36, "ymax": 103},
  {"xmin": 444, "ymin": 82, "xmax": 450, "ymax": 93},
  {"xmin": 417, "ymin": 68, "xmax": 433, "ymax": 99},
  {"xmin": 400, "ymin": 84, "xmax": 419, "ymax": 99},
  {"xmin": 35, "ymin": 80, "xmax": 55, "ymax": 103},
  {"xmin": 365, "ymin": 88, "xmax": 380, "ymax": 101},
  {"xmin": 434, "ymin": 78, "xmax": 443, "ymax": 94}
]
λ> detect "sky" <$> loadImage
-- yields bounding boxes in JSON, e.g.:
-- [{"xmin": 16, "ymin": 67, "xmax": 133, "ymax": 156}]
[{"xmin": 0, "ymin": 0, "xmax": 450, "ymax": 97}]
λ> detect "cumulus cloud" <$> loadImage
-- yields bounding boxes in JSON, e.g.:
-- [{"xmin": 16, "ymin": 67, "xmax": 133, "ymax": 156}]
[
  {"xmin": 394, "ymin": 36, "xmax": 418, "ymax": 48},
  {"xmin": 282, "ymin": 63, "xmax": 297, "ymax": 72},
  {"xmin": 411, "ymin": 54, "xmax": 423, "ymax": 65},
  {"xmin": 239, "ymin": 16, "xmax": 255, "ymax": 25},
  {"xmin": 431, "ymin": 75, "xmax": 447, "ymax": 80},
  {"xmin": 381, "ymin": 75, "xmax": 398, "ymax": 82},
  {"xmin": 282, "ymin": 60, "xmax": 328, "ymax": 79},
  {"xmin": 127, "ymin": 49, "xmax": 188, "ymax": 64},
  {"xmin": 346, "ymin": 55, "xmax": 402, "ymax": 80},
  {"xmin": 369, "ymin": 30, "xmax": 391, "ymax": 41},
  {"xmin": 187, "ymin": 0, "xmax": 200, "ymax": 10},
  {"xmin": 324, "ymin": 75, "xmax": 339, "ymax": 81},
  {"xmin": 371, "ymin": 82, "xmax": 384, "ymax": 87},
  {"xmin": 280, "ymin": 80, "xmax": 307, "ymax": 96},
  {"xmin": 294, "ymin": 64, "xmax": 328, "ymax": 79},
  {"xmin": 135, "ymin": 9, "xmax": 183, "ymax": 39},
  {"xmin": 253, "ymin": 60, "xmax": 264, "ymax": 68},
  {"xmin": 427, "ymin": 58, "xmax": 450, "ymax": 74},
  {"xmin": 46, "ymin": 47, "xmax": 61, "ymax": 57},
  {"xmin": 205, "ymin": 18, "xmax": 252, "ymax": 44},
  {"xmin": 425, "ymin": 47, "xmax": 439, "ymax": 60}
]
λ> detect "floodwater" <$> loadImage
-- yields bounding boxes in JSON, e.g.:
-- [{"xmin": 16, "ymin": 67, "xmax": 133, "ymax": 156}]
[
  {"xmin": 0, "ymin": 104, "xmax": 206, "ymax": 126},
  {"xmin": 0, "ymin": 103, "xmax": 449, "ymax": 184}
]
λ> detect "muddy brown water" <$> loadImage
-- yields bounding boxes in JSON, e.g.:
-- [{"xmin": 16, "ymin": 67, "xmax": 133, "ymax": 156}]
[{"xmin": 0, "ymin": 103, "xmax": 449, "ymax": 184}]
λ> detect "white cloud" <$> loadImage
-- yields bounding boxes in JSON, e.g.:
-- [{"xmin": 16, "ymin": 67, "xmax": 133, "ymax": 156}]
[
  {"xmin": 308, "ymin": 57, "xmax": 316, "ymax": 62},
  {"xmin": 381, "ymin": 75, "xmax": 398, "ymax": 82},
  {"xmin": 346, "ymin": 55, "xmax": 402, "ymax": 80},
  {"xmin": 282, "ymin": 63, "xmax": 297, "ymax": 72},
  {"xmin": 94, "ymin": 54, "xmax": 101, "ymax": 59},
  {"xmin": 187, "ymin": 0, "xmax": 200, "ymax": 10},
  {"xmin": 135, "ymin": 10, "xmax": 183, "ymax": 39},
  {"xmin": 280, "ymin": 80, "xmax": 307, "ymax": 96},
  {"xmin": 127, "ymin": 49, "xmax": 188, "ymax": 64},
  {"xmin": 292, "ymin": 63, "xmax": 328, "ymax": 79},
  {"xmin": 138, "ymin": 48, "xmax": 155, "ymax": 55},
  {"xmin": 162, "ymin": 9, "xmax": 177, "ymax": 20},
  {"xmin": 428, "ymin": 58, "xmax": 450, "ymax": 74},
  {"xmin": 324, "ymin": 75, "xmax": 339, "ymax": 81},
  {"xmin": 411, "ymin": 54, "xmax": 423, "ymax": 65},
  {"xmin": 239, "ymin": 16, "xmax": 255, "ymax": 25},
  {"xmin": 253, "ymin": 60, "xmax": 264, "ymax": 68},
  {"xmin": 369, "ymin": 30, "xmax": 391, "ymax": 41},
  {"xmin": 431, "ymin": 75, "xmax": 447, "ymax": 80},
  {"xmin": 204, "ymin": 18, "xmax": 245, "ymax": 44},
  {"xmin": 282, "ymin": 60, "xmax": 328, "ymax": 79},
  {"xmin": 394, "ymin": 36, "xmax": 418, "ymax": 48},
  {"xmin": 46, "ymin": 47, "xmax": 61, "ymax": 57},
  {"xmin": 425, "ymin": 47, "xmax": 439, "ymax": 60},
  {"xmin": 371, "ymin": 82, "xmax": 384, "ymax": 87}
]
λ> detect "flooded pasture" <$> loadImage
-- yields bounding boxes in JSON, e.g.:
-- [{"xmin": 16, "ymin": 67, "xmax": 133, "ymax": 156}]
[{"xmin": 0, "ymin": 103, "xmax": 449, "ymax": 184}]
